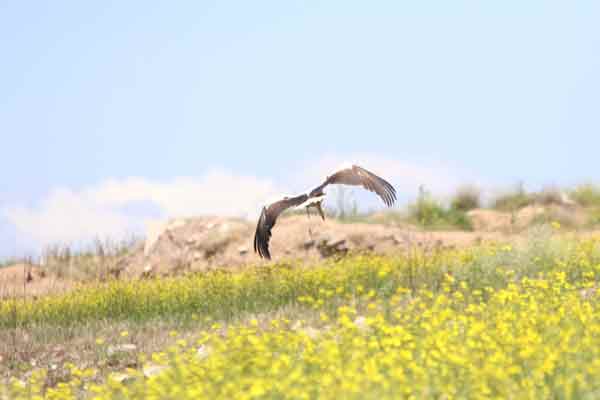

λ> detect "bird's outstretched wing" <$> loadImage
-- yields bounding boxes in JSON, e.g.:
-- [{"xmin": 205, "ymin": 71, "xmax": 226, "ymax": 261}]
[
  {"xmin": 314, "ymin": 165, "xmax": 397, "ymax": 207},
  {"xmin": 254, "ymin": 194, "xmax": 308, "ymax": 259}
]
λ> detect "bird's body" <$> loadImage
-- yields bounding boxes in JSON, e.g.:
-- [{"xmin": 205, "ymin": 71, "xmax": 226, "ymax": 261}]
[
  {"xmin": 254, "ymin": 164, "xmax": 397, "ymax": 259},
  {"xmin": 295, "ymin": 194, "xmax": 326, "ymax": 219},
  {"xmin": 295, "ymin": 194, "xmax": 326, "ymax": 209}
]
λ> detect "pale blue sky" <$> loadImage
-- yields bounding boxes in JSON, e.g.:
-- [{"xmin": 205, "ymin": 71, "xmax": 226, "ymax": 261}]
[{"xmin": 1, "ymin": 1, "xmax": 599, "ymax": 259}]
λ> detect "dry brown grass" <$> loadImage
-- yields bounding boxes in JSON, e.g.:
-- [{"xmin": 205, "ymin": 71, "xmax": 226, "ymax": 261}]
[{"xmin": 0, "ymin": 302, "xmax": 323, "ymax": 385}]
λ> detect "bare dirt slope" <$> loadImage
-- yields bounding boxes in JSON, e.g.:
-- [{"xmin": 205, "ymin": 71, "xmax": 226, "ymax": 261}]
[
  {"xmin": 118, "ymin": 215, "xmax": 506, "ymax": 278},
  {"xmin": 467, "ymin": 205, "xmax": 588, "ymax": 231},
  {"xmin": 130, "ymin": 201, "xmax": 591, "ymax": 277}
]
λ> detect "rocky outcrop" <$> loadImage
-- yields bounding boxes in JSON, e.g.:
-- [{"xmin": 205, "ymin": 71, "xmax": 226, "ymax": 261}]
[
  {"xmin": 122, "ymin": 216, "xmax": 252, "ymax": 277},
  {"xmin": 114, "ymin": 215, "xmax": 504, "ymax": 278}
]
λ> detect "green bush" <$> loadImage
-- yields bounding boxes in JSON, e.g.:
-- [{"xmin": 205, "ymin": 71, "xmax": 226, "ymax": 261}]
[
  {"xmin": 444, "ymin": 208, "xmax": 474, "ymax": 230},
  {"xmin": 571, "ymin": 184, "xmax": 600, "ymax": 207},
  {"xmin": 408, "ymin": 186, "xmax": 472, "ymax": 231},
  {"xmin": 410, "ymin": 186, "xmax": 444, "ymax": 225},
  {"xmin": 492, "ymin": 183, "xmax": 533, "ymax": 211},
  {"xmin": 450, "ymin": 186, "xmax": 481, "ymax": 212},
  {"xmin": 587, "ymin": 208, "xmax": 600, "ymax": 227}
]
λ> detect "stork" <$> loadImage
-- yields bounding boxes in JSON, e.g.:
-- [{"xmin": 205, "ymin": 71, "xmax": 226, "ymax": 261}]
[{"xmin": 253, "ymin": 164, "xmax": 397, "ymax": 259}]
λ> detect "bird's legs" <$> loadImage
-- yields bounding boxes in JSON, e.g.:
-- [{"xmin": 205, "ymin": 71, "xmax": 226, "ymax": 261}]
[
  {"xmin": 315, "ymin": 200, "xmax": 325, "ymax": 221},
  {"xmin": 304, "ymin": 201, "xmax": 325, "ymax": 221},
  {"xmin": 305, "ymin": 202, "xmax": 324, "ymax": 244},
  {"xmin": 304, "ymin": 200, "xmax": 326, "ymax": 247}
]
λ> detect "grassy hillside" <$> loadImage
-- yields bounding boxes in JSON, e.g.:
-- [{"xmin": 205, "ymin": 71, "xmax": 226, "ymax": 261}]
[{"xmin": 2, "ymin": 227, "xmax": 600, "ymax": 398}]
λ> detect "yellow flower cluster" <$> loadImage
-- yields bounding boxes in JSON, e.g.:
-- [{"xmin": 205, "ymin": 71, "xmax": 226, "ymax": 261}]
[
  {"xmin": 3, "ymin": 235, "xmax": 600, "ymax": 399},
  {"xmin": 0, "ymin": 250, "xmax": 472, "ymax": 328}
]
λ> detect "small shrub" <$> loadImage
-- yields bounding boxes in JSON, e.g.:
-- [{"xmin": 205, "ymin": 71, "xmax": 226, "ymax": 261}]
[
  {"xmin": 445, "ymin": 209, "xmax": 474, "ymax": 231},
  {"xmin": 408, "ymin": 186, "xmax": 472, "ymax": 230},
  {"xmin": 409, "ymin": 186, "xmax": 444, "ymax": 226},
  {"xmin": 492, "ymin": 183, "xmax": 533, "ymax": 211},
  {"xmin": 534, "ymin": 186, "xmax": 564, "ymax": 206},
  {"xmin": 587, "ymin": 208, "xmax": 600, "ymax": 227},
  {"xmin": 571, "ymin": 184, "xmax": 600, "ymax": 207},
  {"xmin": 450, "ymin": 186, "xmax": 481, "ymax": 212}
]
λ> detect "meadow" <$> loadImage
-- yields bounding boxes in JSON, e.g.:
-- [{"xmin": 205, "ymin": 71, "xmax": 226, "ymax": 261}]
[{"xmin": 2, "ymin": 225, "xmax": 600, "ymax": 399}]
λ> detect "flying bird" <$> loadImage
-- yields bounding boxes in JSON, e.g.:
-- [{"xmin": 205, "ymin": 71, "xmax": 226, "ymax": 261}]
[{"xmin": 254, "ymin": 164, "xmax": 397, "ymax": 259}]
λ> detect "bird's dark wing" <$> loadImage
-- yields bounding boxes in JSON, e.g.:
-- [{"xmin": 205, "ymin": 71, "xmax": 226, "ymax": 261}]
[
  {"xmin": 254, "ymin": 194, "xmax": 308, "ymax": 259},
  {"xmin": 319, "ymin": 165, "xmax": 397, "ymax": 207}
]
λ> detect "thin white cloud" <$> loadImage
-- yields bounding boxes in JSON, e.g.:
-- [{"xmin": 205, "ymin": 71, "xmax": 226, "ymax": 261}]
[
  {"xmin": 3, "ymin": 188, "xmax": 135, "ymax": 246},
  {"xmin": 86, "ymin": 171, "xmax": 279, "ymax": 218},
  {"xmin": 1, "ymin": 157, "xmax": 485, "ymax": 251},
  {"xmin": 1, "ymin": 169, "xmax": 280, "ymax": 248}
]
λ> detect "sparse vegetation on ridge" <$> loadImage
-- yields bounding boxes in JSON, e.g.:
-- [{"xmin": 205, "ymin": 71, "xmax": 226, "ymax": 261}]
[
  {"xmin": 588, "ymin": 208, "xmax": 600, "ymax": 227},
  {"xmin": 40, "ymin": 237, "xmax": 140, "ymax": 281},
  {"xmin": 571, "ymin": 184, "xmax": 600, "ymax": 207},
  {"xmin": 450, "ymin": 185, "xmax": 481, "ymax": 212},
  {"xmin": 406, "ymin": 186, "xmax": 473, "ymax": 231},
  {"xmin": 533, "ymin": 186, "xmax": 565, "ymax": 206},
  {"xmin": 492, "ymin": 183, "xmax": 534, "ymax": 211}
]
